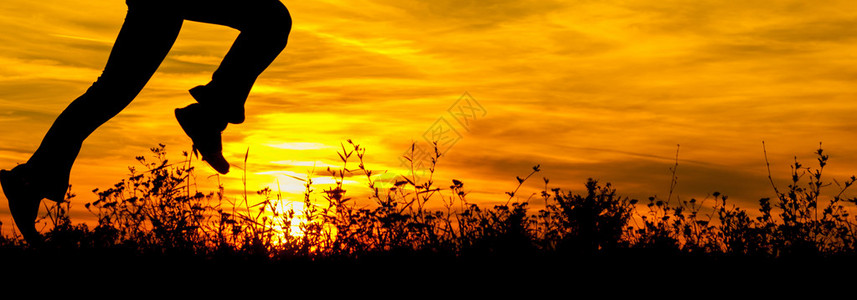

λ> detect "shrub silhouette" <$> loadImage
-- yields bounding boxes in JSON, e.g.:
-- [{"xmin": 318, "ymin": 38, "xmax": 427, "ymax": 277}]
[
  {"xmin": 83, "ymin": 145, "xmax": 217, "ymax": 254},
  {"xmin": 537, "ymin": 179, "xmax": 633, "ymax": 255},
  {"xmin": 3, "ymin": 141, "xmax": 857, "ymax": 267}
]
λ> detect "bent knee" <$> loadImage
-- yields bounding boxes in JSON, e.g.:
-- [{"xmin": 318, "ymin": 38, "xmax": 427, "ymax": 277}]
[
  {"xmin": 271, "ymin": 3, "xmax": 293, "ymax": 40},
  {"xmin": 244, "ymin": 1, "xmax": 292, "ymax": 36},
  {"xmin": 126, "ymin": 0, "xmax": 169, "ymax": 12}
]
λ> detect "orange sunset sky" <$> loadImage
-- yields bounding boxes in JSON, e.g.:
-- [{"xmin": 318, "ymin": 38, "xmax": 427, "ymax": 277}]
[{"xmin": 3, "ymin": 0, "xmax": 857, "ymax": 234}]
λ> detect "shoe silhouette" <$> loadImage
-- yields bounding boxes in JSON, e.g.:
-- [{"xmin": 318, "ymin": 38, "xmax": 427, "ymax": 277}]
[
  {"xmin": 175, "ymin": 104, "xmax": 230, "ymax": 174},
  {"xmin": 0, "ymin": 165, "xmax": 43, "ymax": 244}
]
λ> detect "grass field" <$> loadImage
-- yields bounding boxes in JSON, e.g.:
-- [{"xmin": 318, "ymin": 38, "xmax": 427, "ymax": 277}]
[{"xmin": 3, "ymin": 141, "xmax": 857, "ymax": 276}]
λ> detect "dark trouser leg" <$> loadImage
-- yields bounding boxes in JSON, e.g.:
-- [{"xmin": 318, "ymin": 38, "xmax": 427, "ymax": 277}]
[
  {"xmin": 26, "ymin": 1, "xmax": 183, "ymax": 201},
  {"xmin": 180, "ymin": 0, "xmax": 292, "ymax": 124}
]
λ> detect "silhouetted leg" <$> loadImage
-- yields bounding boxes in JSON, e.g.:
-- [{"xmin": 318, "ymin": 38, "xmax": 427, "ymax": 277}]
[
  {"xmin": 25, "ymin": 1, "xmax": 183, "ymax": 201},
  {"xmin": 180, "ymin": 0, "xmax": 292, "ymax": 124}
]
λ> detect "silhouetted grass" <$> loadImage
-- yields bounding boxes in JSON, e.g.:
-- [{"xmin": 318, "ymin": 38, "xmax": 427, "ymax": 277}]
[{"xmin": 3, "ymin": 141, "xmax": 857, "ymax": 273}]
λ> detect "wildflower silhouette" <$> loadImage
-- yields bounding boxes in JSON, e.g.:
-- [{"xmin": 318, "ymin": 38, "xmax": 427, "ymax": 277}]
[{"xmin": 1, "ymin": 0, "xmax": 292, "ymax": 244}]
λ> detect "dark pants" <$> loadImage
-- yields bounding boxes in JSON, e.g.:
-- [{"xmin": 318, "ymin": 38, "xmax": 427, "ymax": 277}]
[{"xmin": 26, "ymin": 0, "xmax": 292, "ymax": 201}]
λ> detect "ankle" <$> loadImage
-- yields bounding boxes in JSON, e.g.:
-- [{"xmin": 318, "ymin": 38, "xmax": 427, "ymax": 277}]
[
  {"xmin": 13, "ymin": 163, "xmax": 67, "ymax": 201},
  {"xmin": 189, "ymin": 85, "xmax": 247, "ymax": 125}
]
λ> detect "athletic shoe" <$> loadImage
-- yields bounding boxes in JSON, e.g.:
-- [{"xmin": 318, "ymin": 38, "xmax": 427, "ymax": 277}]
[
  {"xmin": 175, "ymin": 104, "xmax": 230, "ymax": 174},
  {"xmin": 0, "ymin": 164, "xmax": 42, "ymax": 244}
]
